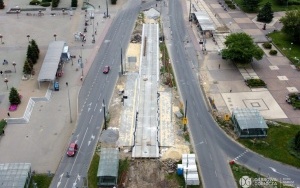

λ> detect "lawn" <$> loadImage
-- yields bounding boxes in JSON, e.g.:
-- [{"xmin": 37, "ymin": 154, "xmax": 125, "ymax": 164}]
[
  {"xmin": 233, "ymin": 0, "xmax": 299, "ymax": 12},
  {"xmin": 268, "ymin": 31, "xmax": 300, "ymax": 65},
  {"xmin": 231, "ymin": 163, "xmax": 293, "ymax": 187},
  {"xmin": 29, "ymin": 174, "xmax": 52, "ymax": 188},
  {"xmin": 238, "ymin": 122, "xmax": 300, "ymax": 168},
  {"xmin": 87, "ymin": 153, "xmax": 100, "ymax": 188}
]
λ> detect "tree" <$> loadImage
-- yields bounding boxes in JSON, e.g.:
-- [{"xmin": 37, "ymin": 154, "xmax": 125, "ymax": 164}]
[
  {"xmin": 295, "ymin": 131, "xmax": 300, "ymax": 151},
  {"xmin": 30, "ymin": 39, "xmax": 40, "ymax": 56},
  {"xmin": 9, "ymin": 87, "xmax": 21, "ymax": 105},
  {"xmin": 242, "ymin": 0, "xmax": 260, "ymax": 12},
  {"xmin": 257, "ymin": 2, "xmax": 274, "ymax": 23},
  {"xmin": 71, "ymin": 0, "xmax": 77, "ymax": 7},
  {"xmin": 221, "ymin": 33, "xmax": 264, "ymax": 64},
  {"xmin": 0, "ymin": 0, "xmax": 5, "ymax": 9},
  {"xmin": 26, "ymin": 44, "xmax": 38, "ymax": 64},
  {"xmin": 280, "ymin": 10, "xmax": 300, "ymax": 44},
  {"xmin": 23, "ymin": 59, "xmax": 33, "ymax": 75}
]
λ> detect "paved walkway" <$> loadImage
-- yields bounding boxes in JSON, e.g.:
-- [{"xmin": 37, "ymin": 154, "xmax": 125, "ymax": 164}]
[
  {"xmin": 185, "ymin": 0, "xmax": 300, "ymax": 124},
  {"xmin": 0, "ymin": 0, "xmax": 127, "ymax": 172}
]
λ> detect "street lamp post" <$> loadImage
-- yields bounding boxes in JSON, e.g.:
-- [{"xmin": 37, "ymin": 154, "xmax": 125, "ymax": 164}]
[
  {"xmin": 62, "ymin": 8, "xmax": 65, "ymax": 17},
  {"xmin": 0, "ymin": 34, "xmax": 3, "ymax": 44},
  {"xmin": 66, "ymin": 82, "xmax": 72, "ymax": 123},
  {"xmin": 16, "ymin": 9, "xmax": 20, "ymax": 19},
  {"xmin": 27, "ymin": 34, "xmax": 30, "ymax": 42},
  {"xmin": 80, "ymin": 44, "xmax": 84, "ymax": 76},
  {"xmin": 54, "ymin": 34, "xmax": 57, "ymax": 41},
  {"xmin": 4, "ymin": 78, "xmax": 8, "ymax": 90},
  {"xmin": 12, "ymin": 62, "xmax": 16, "ymax": 73},
  {"xmin": 102, "ymin": 99, "xmax": 107, "ymax": 130}
]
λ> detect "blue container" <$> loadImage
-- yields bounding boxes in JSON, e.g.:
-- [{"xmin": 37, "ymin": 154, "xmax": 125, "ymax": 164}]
[{"xmin": 177, "ymin": 167, "xmax": 183, "ymax": 176}]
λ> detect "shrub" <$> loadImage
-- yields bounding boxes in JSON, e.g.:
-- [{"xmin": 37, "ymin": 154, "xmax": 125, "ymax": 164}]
[
  {"xmin": 9, "ymin": 87, "xmax": 21, "ymax": 105},
  {"xmin": 245, "ymin": 79, "xmax": 267, "ymax": 87},
  {"xmin": 111, "ymin": 0, "xmax": 117, "ymax": 4},
  {"xmin": 262, "ymin": 42, "xmax": 272, "ymax": 49},
  {"xmin": 228, "ymin": 4, "xmax": 236, "ymax": 9},
  {"xmin": 0, "ymin": 0, "xmax": 5, "ymax": 9},
  {"xmin": 269, "ymin": 49, "xmax": 277, "ymax": 55},
  {"xmin": 52, "ymin": 0, "xmax": 59, "ymax": 7},
  {"xmin": 0, "ymin": 120, "xmax": 7, "ymax": 135},
  {"xmin": 71, "ymin": 0, "xmax": 77, "ymax": 7},
  {"xmin": 29, "ymin": 0, "xmax": 41, "ymax": 5},
  {"xmin": 42, "ymin": 0, "xmax": 51, "ymax": 2},
  {"xmin": 40, "ymin": 2, "xmax": 51, "ymax": 6}
]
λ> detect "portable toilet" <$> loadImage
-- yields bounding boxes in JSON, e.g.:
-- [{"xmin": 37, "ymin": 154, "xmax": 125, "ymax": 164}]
[{"xmin": 177, "ymin": 164, "xmax": 183, "ymax": 176}]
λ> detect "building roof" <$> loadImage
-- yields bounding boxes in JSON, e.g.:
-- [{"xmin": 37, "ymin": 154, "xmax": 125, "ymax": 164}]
[
  {"xmin": 37, "ymin": 41, "xmax": 65, "ymax": 82},
  {"xmin": 232, "ymin": 108, "xmax": 268, "ymax": 130},
  {"xmin": 97, "ymin": 148, "xmax": 119, "ymax": 177},
  {"xmin": 0, "ymin": 163, "xmax": 31, "ymax": 188},
  {"xmin": 193, "ymin": 11, "xmax": 215, "ymax": 31}
]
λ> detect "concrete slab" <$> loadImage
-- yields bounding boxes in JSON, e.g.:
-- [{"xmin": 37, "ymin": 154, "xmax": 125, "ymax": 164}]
[
  {"xmin": 218, "ymin": 13, "xmax": 231, "ymax": 18},
  {"xmin": 277, "ymin": 76, "xmax": 288, "ymax": 81},
  {"xmin": 233, "ymin": 18, "xmax": 253, "ymax": 23},
  {"xmin": 269, "ymin": 66, "xmax": 279, "ymax": 70},
  {"xmin": 159, "ymin": 91, "xmax": 174, "ymax": 146},
  {"xmin": 287, "ymin": 87, "xmax": 298, "ymax": 93},
  {"xmin": 221, "ymin": 91, "xmax": 287, "ymax": 119},
  {"xmin": 238, "ymin": 23, "xmax": 258, "ymax": 29},
  {"xmin": 118, "ymin": 73, "xmax": 138, "ymax": 147},
  {"xmin": 132, "ymin": 24, "xmax": 159, "ymax": 158}
]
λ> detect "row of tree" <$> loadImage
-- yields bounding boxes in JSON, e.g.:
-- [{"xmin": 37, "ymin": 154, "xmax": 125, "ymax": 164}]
[{"xmin": 23, "ymin": 40, "xmax": 40, "ymax": 75}]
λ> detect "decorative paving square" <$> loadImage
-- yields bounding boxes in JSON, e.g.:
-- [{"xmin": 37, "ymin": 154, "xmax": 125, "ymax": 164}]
[
  {"xmin": 277, "ymin": 76, "xmax": 288, "ymax": 81},
  {"xmin": 234, "ymin": 18, "xmax": 253, "ymax": 23},
  {"xmin": 269, "ymin": 66, "xmax": 279, "ymax": 70},
  {"xmin": 221, "ymin": 91, "xmax": 287, "ymax": 119},
  {"xmin": 243, "ymin": 29, "xmax": 264, "ymax": 35},
  {"xmin": 243, "ymin": 99, "xmax": 269, "ymax": 111},
  {"xmin": 218, "ymin": 13, "xmax": 231, "ymax": 18},
  {"xmin": 287, "ymin": 87, "xmax": 298, "ymax": 92}
]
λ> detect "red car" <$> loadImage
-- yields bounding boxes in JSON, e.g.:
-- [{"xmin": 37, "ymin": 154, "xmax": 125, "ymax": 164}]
[
  {"xmin": 67, "ymin": 143, "xmax": 78, "ymax": 157},
  {"xmin": 103, "ymin": 66, "xmax": 110, "ymax": 74}
]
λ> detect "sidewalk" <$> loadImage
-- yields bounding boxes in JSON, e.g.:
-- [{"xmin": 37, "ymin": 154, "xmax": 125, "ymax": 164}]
[
  {"xmin": 0, "ymin": 0, "xmax": 127, "ymax": 172},
  {"xmin": 185, "ymin": 0, "xmax": 300, "ymax": 123}
]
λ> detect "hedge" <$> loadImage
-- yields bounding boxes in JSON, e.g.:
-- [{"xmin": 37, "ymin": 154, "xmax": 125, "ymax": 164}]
[
  {"xmin": 262, "ymin": 42, "xmax": 272, "ymax": 49},
  {"xmin": 269, "ymin": 49, "xmax": 278, "ymax": 55}
]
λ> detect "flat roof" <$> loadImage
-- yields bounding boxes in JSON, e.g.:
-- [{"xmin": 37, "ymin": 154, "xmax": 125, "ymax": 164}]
[
  {"xmin": 37, "ymin": 41, "xmax": 65, "ymax": 82},
  {"xmin": 232, "ymin": 108, "xmax": 268, "ymax": 130},
  {"xmin": 0, "ymin": 163, "xmax": 31, "ymax": 188},
  {"xmin": 193, "ymin": 11, "xmax": 215, "ymax": 31},
  {"xmin": 97, "ymin": 148, "xmax": 119, "ymax": 177}
]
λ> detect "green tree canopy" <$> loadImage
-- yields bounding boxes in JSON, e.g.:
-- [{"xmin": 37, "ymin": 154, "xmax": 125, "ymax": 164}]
[
  {"xmin": 0, "ymin": 0, "xmax": 4, "ymax": 9},
  {"xmin": 9, "ymin": 87, "xmax": 21, "ymax": 105},
  {"xmin": 280, "ymin": 9, "xmax": 300, "ymax": 44},
  {"xmin": 257, "ymin": 2, "xmax": 274, "ymax": 23},
  {"xmin": 23, "ymin": 59, "xmax": 33, "ymax": 75},
  {"xmin": 242, "ymin": 0, "xmax": 260, "ymax": 12},
  {"xmin": 221, "ymin": 33, "xmax": 264, "ymax": 64}
]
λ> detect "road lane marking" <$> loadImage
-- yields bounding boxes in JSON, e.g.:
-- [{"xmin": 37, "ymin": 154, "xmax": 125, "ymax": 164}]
[
  {"xmin": 89, "ymin": 115, "xmax": 93, "ymax": 124},
  {"xmin": 94, "ymin": 103, "xmax": 98, "ymax": 111}
]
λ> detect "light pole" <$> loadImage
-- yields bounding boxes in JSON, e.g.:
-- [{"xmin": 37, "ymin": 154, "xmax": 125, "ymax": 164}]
[
  {"xmin": 66, "ymin": 82, "xmax": 72, "ymax": 123},
  {"xmin": 102, "ymin": 99, "xmax": 107, "ymax": 130},
  {"xmin": 183, "ymin": 100, "xmax": 187, "ymax": 132},
  {"xmin": 16, "ymin": 6, "xmax": 20, "ymax": 19},
  {"xmin": 27, "ymin": 34, "xmax": 30, "ymax": 42},
  {"xmin": 53, "ymin": 33, "xmax": 57, "ymax": 41},
  {"xmin": 106, "ymin": 0, "xmax": 109, "ymax": 17},
  {"xmin": 81, "ymin": 44, "xmax": 84, "ymax": 76},
  {"xmin": 12, "ymin": 62, "xmax": 16, "ymax": 73},
  {"xmin": 0, "ymin": 34, "xmax": 2, "ymax": 44},
  {"xmin": 4, "ymin": 78, "xmax": 8, "ymax": 90},
  {"xmin": 62, "ymin": 8, "xmax": 65, "ymax": 17}
]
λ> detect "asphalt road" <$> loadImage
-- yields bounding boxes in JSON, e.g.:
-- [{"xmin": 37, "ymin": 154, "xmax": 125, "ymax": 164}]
[
  {"xmin": 50, "ymin": 1, "xmax": 141, "ymax": 187},
  {"xmin": 167, "ymin": 0, "xmax": 300, "ymax": 187}
]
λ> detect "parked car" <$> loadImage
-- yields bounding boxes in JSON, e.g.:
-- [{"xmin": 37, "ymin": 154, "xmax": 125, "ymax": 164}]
[
  {"xmin": 67, "ymin": 143, "xmax": 78, "ymax": 157},
  {"xmin": 103, "ymin": 65, "xmax": 110, "ymax": 74},
  {"xmin": 54, "ymin": 81, "xmax": 59, "ymax": 91}
]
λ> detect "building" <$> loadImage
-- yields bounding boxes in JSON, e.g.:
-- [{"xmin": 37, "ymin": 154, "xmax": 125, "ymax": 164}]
[
  {"xmin": 0, "ymin": 163, "xmax": 32, "ymax": 188},
  {"xmin": 97, "ymin": 148, "xmax": 119, "ymax": 187},
  {"xmin": 232, "ymin": 108, "xmax": 268, "ymax": 138}
]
